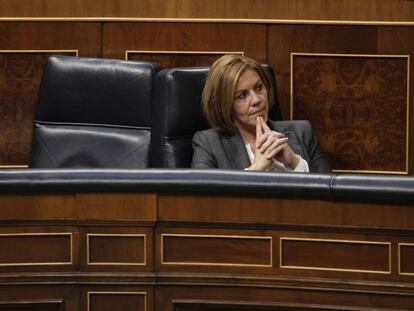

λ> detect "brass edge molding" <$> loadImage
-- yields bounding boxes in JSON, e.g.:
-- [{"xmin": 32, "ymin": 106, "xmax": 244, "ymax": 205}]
[
  {"xmin": 161, "ymin": 233, "xmax": 273, "ymax": 267},
  {"xmin": 0, "ymin": 49, "xmax": 78, "ymax": 168},
  {"xmin": 86, "ymin": 233, "xmax": 147, "ymax": 266},
  {"xmin": 398, "ymin": 243, "xmax": 414, "ymax": 276},
  {"xmin": 0, "ymin": 232, "xmax": 73, "ymax": 266},
  {"xmin": 279, "ymin": 237, "xmax": 391, "ymax": 274},
  {"xmin": 0, "ymin": 50, "xmax": 79, "ymax": 55},
  {"xmin": 125, "ymin": 50, "xmax": 244, "ymax": 61},
  {"xmin": 2, "ymin": 17, "xmax": 414, "ymax": 26},
  {"xmin": 87, "ymin": 291, "xmax": 147, "ymax": 311},
  {"xmin": 290, "ymin": 52, "xmax": 410, "ymax": 175}
]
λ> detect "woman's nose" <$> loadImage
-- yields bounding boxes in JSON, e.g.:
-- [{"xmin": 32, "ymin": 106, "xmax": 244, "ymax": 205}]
[{"xmin": 249, "ymin": 91, "xmax": 260, "ymax": 106}]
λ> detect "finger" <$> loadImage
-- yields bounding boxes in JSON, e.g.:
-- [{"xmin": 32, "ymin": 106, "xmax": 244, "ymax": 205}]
[
  {"xmin": 260, "ymin": 117, "xmax": 271, "ymax": 133},
  {"xmin": 258, "ymin": 133, "xmax": 286, "ymax": 153},
  {"xmin": 262, "ymin": 136, "xmax": 288, "ymax": 155},
  {"xmin": 256, "ymin": 132, "xmax": 271, "ymax": 150},
  {"xmin": 265, "ymin": 138, "xmax": 289, "ymax": 159},
  {"xmin": 256, "ymin": 117, "xmax": 263, "ymax": 138}
]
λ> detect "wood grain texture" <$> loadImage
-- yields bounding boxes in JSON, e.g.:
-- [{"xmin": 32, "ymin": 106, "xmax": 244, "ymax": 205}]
[
  {"xmin": 157, "ymin": 194, "xmax": 414, "ymax": 230},
  {"xmin": 281, "ymin": 238, "xmax": 389, "ymax": 272},
  {"xmin": 400, "ymin": 244, "xmax": 414, "ymax": 275},
  {"xmin": 76, "ymin": 193, "xmax": 157, "ymax": 220},
  {"xmin": 267, "ymin": 24, "xmax": 413, "ymax": 173},
  {"xmin": 127, "ymin": 52, "xmax": 233, "ymax": 68},
  {"xmin": 1, "ymin": 0, "xmax": 414, "ymax": 21},
  {"xmin": 0, "ymin": 233, "xmax": 71, "ymax": 265},
  {"xmin": 88, "ymin": 292, "xmax": 146, "ymax": 311},
  {"xmin": 103, "ymin": 23, "xmax": 266, "ymax": 63},
  {"xmin": 162, "ymin": 234, "xmax": 271, "ymax": 266},
  {"xmin": 80, "ymin": 227, "xmax": 153, "ymax": 273},
  {"xmin": 268, "ymin": 25, "xmax": 377, "ymax": 120},
  {"xmin": 292, "ymin": 54, "xmax": 408, "ymax": 172},
  {"xmin": 377, "ymin": 26, "xmax": 414, "ymax": 176}
]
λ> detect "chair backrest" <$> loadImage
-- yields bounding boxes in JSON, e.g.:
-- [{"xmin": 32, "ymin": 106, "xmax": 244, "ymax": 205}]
[
  {"xmin": 29, "ymin": 56, "xmax": 162, "ymax": 168},
  {"xmin": 151, "ymin": 64, "xmax": 282, "ymax": 168}
]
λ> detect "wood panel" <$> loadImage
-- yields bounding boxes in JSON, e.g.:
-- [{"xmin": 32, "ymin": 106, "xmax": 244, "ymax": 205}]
[
  {"xmin": 0, "ymin": 286, "xmax": 79, "ymax": 311},
  {"xmin": 0, "ymin": 300, "xmax": 63, "ymax": 311},
  {"xmin": 1, "ymin": 0, "xmax": 414, "ymax": 21},
  {"xmin": 161, "ymin": 234, "xmax": 271, "ymax": 267},
  {"xmin": 377, "ymin": 26, "xmax": 414, "ymax": 178},
  {"xmin": 87, "ymin": 291, "xmax": 146, "ymax": 311},
  {"xmin": 76, "ymin": 193, "xmax": 157, "ymax": 220},
  {"xmin": 280, "ymin": 238, "xmax": 390, "ymax": 273},
  {"xmin": 127, "ymin": 52, "xmax": 242, "ymax": 68},
  {"xmin": 0, "ymin": 22, "xmax": 101, "ymax": 166},
  {"xmin": 399, "ymin": 243, "xmax": 414, "ymax": 275},
  {"xmin": 268, "ymin": 25, "xmax": 377, "ymax": 119},
  {"xmin": 0, "ymin": 233, "xmax": 72, "ymax": 266},
  {"xmin": 268, "ymin": 25, "xmax": 413, "ymax": 173},
  {"xmin": 103, "ymin": 23, "xmax": 266, "ymax": 65},
  {"xmin": 157, "ymin": 194, "xmax": 414, "ymax": 230},
  {"xmin": 291, "ymin": 54, "xmax": 408, "ymax": 173}
]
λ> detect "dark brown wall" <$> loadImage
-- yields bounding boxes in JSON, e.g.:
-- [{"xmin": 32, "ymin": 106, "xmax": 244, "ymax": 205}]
[{"xmin": 1, "ymin": 0, "xmax": 414, "ymax": 21}]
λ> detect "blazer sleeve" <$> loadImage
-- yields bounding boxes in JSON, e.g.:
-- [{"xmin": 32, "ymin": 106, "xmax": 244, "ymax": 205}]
[
  {"xmin": 299, "ymin": 120, "xmax": 331, "ymax": 173},
  {"xmin": 191, "ymin": 131, "xmax": 218, "ymax": 168}
]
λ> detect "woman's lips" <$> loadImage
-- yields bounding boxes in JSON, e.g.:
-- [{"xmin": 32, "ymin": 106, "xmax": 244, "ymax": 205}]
[{"xmin": 250, "ymin": 109, "xmax": 265, "ymax": 116}]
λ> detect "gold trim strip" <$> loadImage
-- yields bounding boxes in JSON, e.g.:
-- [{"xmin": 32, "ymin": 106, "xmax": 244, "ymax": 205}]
[
  {"xmin": 161, "ymin": 233, "xmax": 272, "ymax": 267},
  {"xmin": 290, "ymin": 52, "xmax": 410, "ymax": 175},
  {"xmin": 333, "ymin": 169, "xmax": 409, "ymax": 175},
  {"xmin": 280, "ymin": 237, "xmax": 391, "ymax": 274},
  {"xmin": 87, "ymin": 233, "xmax": 146, "ymax": 266},
  {"xmin": 125, "ymin": 50, "xmax": 244, "ymax": 61},
  {"xmin": 398, "ymin": 243, "xmax": 414, "ymax": 276},
  {"xmin": 0, "ymin": 232, "xmax": 73, "ymax": 266},
  {"xmin": 87, "ymin": 291, "xmax": 147, "ymax": 311},
  {"xmin": 0, "ymin": 50, "xmax": 79, "ymax": 55},
  {"xmin": 1, "ymin": 17, "xmax": 414, "ymax": 26}
]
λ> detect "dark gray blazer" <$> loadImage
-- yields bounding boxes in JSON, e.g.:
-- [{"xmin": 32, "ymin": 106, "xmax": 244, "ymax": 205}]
[{"xmin": 191, "ymin": 120, "xmax": 330, "ymax": 173}]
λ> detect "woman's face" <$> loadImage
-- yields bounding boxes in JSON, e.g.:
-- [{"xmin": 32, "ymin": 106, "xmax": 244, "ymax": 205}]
[{"xmin": 231, "ymin": 68, "xmax": 269, "ymax": 133}]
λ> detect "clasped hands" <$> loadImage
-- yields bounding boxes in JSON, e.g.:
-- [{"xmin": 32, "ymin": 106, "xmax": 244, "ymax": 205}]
[{"xmin": 248, "ymin": 116, "xmax": 300, "ymax": 171}]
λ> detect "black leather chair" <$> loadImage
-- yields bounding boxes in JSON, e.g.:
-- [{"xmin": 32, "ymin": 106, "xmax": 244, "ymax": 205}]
[
  {"xmin": 151, "ymin": 65, "xmax": 282, "ymax": 168},
  {"xmin": 30, "ymin": 56, "xmax": 161, "ymax": 168}
]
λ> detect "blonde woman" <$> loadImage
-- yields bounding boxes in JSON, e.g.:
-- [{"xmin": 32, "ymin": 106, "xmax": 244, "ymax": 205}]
[{"xmin": 191, "ymin": 54, "xmax": 330, "ymax": 173}]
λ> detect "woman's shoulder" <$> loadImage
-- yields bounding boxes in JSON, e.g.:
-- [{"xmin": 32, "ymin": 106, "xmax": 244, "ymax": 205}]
[
  {"xmin": 193, "ymin": 127, "xmax": 234, "ymax": 139},
  {"xmin": 269, "ymin": 119, "xmax": 312, "ymax": 132}
]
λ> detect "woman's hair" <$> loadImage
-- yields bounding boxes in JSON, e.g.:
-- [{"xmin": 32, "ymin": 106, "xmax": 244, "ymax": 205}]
[{"xmin": 202, "ymin": 54, "xmax": 274, "ymax": 132}]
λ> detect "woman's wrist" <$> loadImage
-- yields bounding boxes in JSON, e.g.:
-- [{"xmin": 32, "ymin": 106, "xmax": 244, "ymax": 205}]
[{"xmin": 285, "ymin": 154, "xmax": 300, "ymax": 170}]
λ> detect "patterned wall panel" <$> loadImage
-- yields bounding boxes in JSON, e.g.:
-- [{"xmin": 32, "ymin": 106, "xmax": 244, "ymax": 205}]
[
  {"xmin": 0, "ymin": 51, "xmax": 77, "ymax": 167},
  {"xmin": 291, "ymin": 53, "xmax": 409, "ymax": 173},
  {"xmin": 126, "ymin": 50, "xmax": 243, "ymax": 68}
]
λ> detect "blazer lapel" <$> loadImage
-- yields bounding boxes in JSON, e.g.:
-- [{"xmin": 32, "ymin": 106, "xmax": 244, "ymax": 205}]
[{"xmin": 222, "ymin": 132, "xmax": 251, "ymax": 169}]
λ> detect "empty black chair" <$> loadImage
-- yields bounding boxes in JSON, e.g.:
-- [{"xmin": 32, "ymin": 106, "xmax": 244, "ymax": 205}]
[
  {"xmin": 151, "ymin": 64, "xmax": 282, "ymax": 168},
  {"xmin": 30, "ymin": 56, "xmax": 161, "ymax": 168}
]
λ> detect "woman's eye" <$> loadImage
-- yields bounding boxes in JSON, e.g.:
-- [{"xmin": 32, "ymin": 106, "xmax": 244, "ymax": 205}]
[
  {"xmin": 255, "ymin": 84, "xmax": 263, "ymax": 91},
  {"xmin": 236, "ymin": 92, "xmax": 247, "ymax": 100}
]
